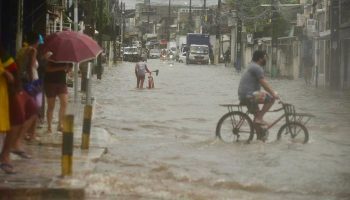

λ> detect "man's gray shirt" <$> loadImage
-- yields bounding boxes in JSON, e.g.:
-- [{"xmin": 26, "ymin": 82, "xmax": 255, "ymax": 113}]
[{"xmin": 238, "ymin": 62, "xmax": 264, "ymax": 99}]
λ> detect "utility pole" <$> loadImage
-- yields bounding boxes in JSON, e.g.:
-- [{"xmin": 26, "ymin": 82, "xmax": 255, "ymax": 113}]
[
  {"xmin": 230, "ymin": 10, "xmax": 237, "ymax": 69},
  {"xmin": 234, "ymin": 1, "xmax": 242, "ymax": 71},
  {"xmin": 271, "ymin": 0, "xmax": 278, "ymax": 78},
  {"xmin": 74, "ymin": 0, "xmax": 78, "ymax": 31},
  {"xmin": 201, "ymin": 0, "xmax": 207, "ymax": 33},
  {"xmin": 73, "ymin": 0, "xmax": 79, "ymax": 102},
  {"xmin": 120, "ymin": 1, "xmax": 123, "ymax": 58},
  {"xmin": 113, "ymin": 0, "xmax": 118, "ymax": 63},
  {"xmin": 16, "ymin": 0, "xmax": 23, "ymax": 52},
  {"xmin": 147, "ymin": 0, "xmax": 151, "ymax": 33},
  {"xmin": 330, "ymin": 0, "xmax": 340, "ymax": 89},
  {"xmin": 214, "ymin": 0, "xmax": 221, "ymax": 64},
  {"xmin": 236, "ymin": 18, "xmax": 242, "ymax": 71},
  {"xmin": 204, "ymin": 0, "xmax": 207, "ymax": 21},
  {"xmin": 116, "ymin": 0, "xmax": 121, "ymax": 60},
  {"xmin": 189, "ymin": 0, "xmax": 192, "ymax": 32},
  {"xmin": 96, "ymin": 0, "xmax": 103, "ymax": 80},
  {"xmin": 168, "ymin": 0, "xmax": 171, "ymax": 41},
  {"xmin": 122, "ymin": 2, "xmax": 125, "ymax": 48}
]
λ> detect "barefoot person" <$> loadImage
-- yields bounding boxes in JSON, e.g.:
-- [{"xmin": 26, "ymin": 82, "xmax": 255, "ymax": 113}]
[
  {"xmin": 0, "ymin": 44, "xmax": 16, "ymax": 174},
  {"xmin": 238, "ymin": 50, "xmax": 279, "ymax": 125},
  {"xmin": 0, "ymin": 44, "xmax": 37, "ymax": 174},
  {"xmin": 44, "ymin": 61, "xmax": 72, "ymax": 133},
  {"xmin": 135, "ymin": 56, "xmax": 151, "ymax": 89},
  {"xmin": 16, "ymin": 32, "xmax": 42, "ymax": 141}
]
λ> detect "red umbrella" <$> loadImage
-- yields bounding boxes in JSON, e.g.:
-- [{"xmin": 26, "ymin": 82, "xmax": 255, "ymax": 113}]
[{"xmin": 43, "ymin": 31, "xmax": 103, "ymax": 63}]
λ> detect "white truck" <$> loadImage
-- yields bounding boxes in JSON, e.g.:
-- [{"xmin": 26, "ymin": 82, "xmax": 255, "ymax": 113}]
[{"xmin": 186, "ymin": 33, "xmax": 211, "ymax": 65}]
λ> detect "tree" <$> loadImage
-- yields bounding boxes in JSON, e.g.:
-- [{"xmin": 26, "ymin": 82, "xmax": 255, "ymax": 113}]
[{"xmin": 224, "ymin": 0, "xmax": 299, "ymax": 38}]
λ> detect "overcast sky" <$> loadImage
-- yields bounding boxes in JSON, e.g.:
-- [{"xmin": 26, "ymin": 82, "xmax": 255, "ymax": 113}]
[{"xmin": 125, "ymin": 0, "xmax": 219, "ymax": 9}]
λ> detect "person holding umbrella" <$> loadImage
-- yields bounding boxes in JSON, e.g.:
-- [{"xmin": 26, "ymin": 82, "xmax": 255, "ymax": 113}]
[{"xmin": 42, "ymin": 31, "xmax": 102, "ymax": 132}]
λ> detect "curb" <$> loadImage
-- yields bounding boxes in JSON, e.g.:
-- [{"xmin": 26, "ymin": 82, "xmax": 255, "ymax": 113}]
[
  {"xmin": 0, "ymin": 188, "xmax": 85, "ymax": 199},
  {"xmin": 0, "ymin": 127, "xmax": 110, "ymax": 199}
]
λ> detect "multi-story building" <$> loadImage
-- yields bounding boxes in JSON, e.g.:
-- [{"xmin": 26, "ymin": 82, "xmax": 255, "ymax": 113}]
[
  {"xmin": 330, "ymin": 0, "xmax": 350, "ymax": 89},
  {"xmin": 135, "ymin": 2, "xmax": 179, "ymax": 41},
  {"xmin": 135, "ymin": 2, "xmax": 216, "ymax": 41},
  {"xmin": 1, "ymin": 0, "xmax": 69, "ymax": 55},
  {"xmin": 303, "ymin": 0, "xmax": 350, "ymax": 89}
]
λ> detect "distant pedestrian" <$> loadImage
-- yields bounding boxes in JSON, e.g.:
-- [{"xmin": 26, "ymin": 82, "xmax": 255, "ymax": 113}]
[
  {"xmin": 135, "ymin": 56, "xmax": 151, "ymax": 89},
  {"xmin": 224, "ymin": 48, "xmax": 230, "ymax": 67},
  {"xmin": 302, "ymin": 38, "xmax": 314, "ymax": 85}
]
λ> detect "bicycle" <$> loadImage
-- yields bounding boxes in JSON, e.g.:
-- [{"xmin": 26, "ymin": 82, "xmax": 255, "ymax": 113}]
[{"xmin": 215, "ymin": 100, "xmax": 315, "ymax": 144}]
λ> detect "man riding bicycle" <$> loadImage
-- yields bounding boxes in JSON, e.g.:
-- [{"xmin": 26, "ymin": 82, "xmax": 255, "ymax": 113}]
[{"xmin": 238, "ymin": 50, "xmax": 279, "ymax": 125}]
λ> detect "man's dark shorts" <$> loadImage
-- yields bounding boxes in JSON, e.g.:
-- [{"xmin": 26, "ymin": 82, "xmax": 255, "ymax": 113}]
[{"xmin": 239, "ymin": 91, "xmax": 273, "ymax": 114}]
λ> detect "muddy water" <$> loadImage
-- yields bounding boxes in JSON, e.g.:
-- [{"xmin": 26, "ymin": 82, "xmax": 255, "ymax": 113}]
[{"xmin": 86, "ymin": 59, "xmax": 350, "ymax": 199}]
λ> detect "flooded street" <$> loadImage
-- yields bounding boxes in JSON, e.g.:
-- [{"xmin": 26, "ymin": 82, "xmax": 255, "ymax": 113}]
[{"xmin": 86, "ymin": 59, "xmax": 350, "ymax": 199}]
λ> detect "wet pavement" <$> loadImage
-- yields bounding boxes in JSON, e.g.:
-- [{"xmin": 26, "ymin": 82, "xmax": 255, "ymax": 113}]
[
  {"xmin": 0, "ymin": 93, "xmax": 109, "ymax": 199},
  {"xmin": 86, "ymin": 59, "xmax": 350, "ymax": 199}
]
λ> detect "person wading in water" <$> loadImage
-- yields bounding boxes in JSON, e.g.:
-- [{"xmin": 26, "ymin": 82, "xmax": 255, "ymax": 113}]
[{"xmin": 134, "ymin": 56, "xmax": 151, "ymax": 89}]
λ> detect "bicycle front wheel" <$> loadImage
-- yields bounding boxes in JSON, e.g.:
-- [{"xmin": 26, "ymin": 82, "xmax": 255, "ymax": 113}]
[
  {"xmin": 277, "ymin": 122, "xmax": 309, "ymax": 144},
  {"xmin": 216, "ymin": 111, "xmax": 254, "ymax": 143}
]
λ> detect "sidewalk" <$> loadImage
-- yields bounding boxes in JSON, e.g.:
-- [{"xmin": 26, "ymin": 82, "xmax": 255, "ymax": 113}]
[{"xmin": 0, "ymin": 92, "xmax": 109, "ymax": 199}]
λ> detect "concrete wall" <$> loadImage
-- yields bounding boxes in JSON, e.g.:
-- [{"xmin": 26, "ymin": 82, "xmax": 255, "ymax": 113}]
[
  {"xmin": 277, "ymin": 40, "xmax": 300, "ymax": 79},
  {"xmin": 243, "ymin": 45, "xmax": 254, "ymax": 68},
  {"xmin": 242, "ymin": 38, "xmax": 301, "ymax": 79}
]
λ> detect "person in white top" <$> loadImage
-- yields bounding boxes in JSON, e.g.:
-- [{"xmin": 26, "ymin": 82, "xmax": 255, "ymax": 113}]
[{"xmin": 134, "ymin": 56, "xmax": 151, "ymax": 89}]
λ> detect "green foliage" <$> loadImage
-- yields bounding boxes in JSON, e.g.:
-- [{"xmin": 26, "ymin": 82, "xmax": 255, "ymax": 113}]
[
  {"xmin": 224, "ymin": 0, "xmax": 297, "ymax": 38},
  {"xmin": 181, "ymin": 20, "xmax": 195, "ymax": 34},
  {"xmin": 91, "ymin": 0, "xmax": 112, "ymax": 30}
]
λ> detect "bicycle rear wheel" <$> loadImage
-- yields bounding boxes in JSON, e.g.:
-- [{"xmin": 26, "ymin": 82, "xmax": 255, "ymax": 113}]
[
  {"xmin": 216, "ymin": 111, "xmax": 254, "ymax": 143},
  {"xmin": 277, "ymin": 122, "xmax": 309, "ymax": 144}
]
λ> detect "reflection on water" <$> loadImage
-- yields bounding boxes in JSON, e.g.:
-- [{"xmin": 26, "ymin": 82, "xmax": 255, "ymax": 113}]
[{"xmin": 88, "ymin": 60, "xmax": 350, "ymax": 199}]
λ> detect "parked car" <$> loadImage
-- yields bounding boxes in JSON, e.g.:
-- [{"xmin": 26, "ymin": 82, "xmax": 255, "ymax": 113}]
[{"xmin": 149, "ymin": 49, "xmax": 160, "ymax": 59}]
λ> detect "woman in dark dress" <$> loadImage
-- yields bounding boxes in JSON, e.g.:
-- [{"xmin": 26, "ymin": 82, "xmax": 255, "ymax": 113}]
[{"xmin": 44, "ymin": 61, "xmax": 72, "ymax": 133}]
